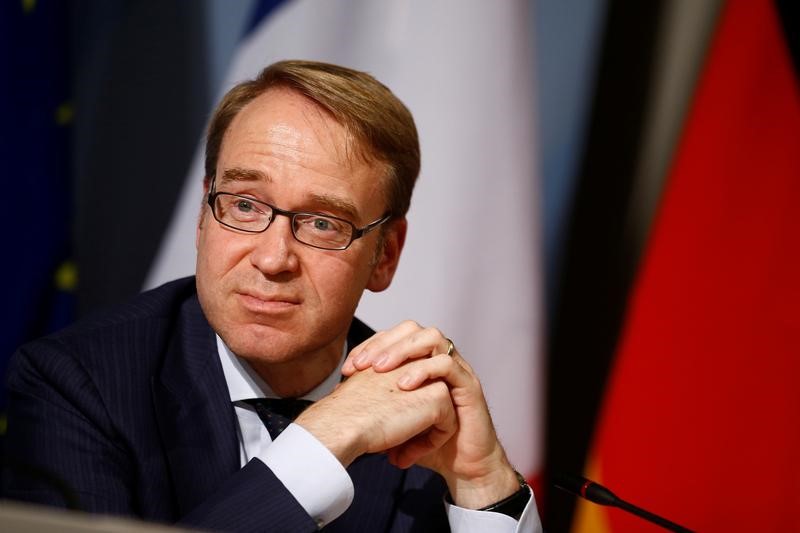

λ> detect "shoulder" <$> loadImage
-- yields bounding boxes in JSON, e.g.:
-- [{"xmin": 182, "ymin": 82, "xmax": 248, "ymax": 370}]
[
  {"xmin": 70, "ymin": 276, "xmax": 199, "ymax": 336},
  {"xmin": 8, "ymin": 277, "xmax": 203, "ymax": 389}
]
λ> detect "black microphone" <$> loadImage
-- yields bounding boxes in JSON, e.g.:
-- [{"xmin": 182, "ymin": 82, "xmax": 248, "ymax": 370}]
[{"xmin": 553, "ymin": 472, "xmax": 694, "ymax": 532}]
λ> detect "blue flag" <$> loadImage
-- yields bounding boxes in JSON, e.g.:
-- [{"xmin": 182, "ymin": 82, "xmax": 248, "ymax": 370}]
[{"xmin": 0, "ymin": 1, "xmax": 75, "ymax": 410}]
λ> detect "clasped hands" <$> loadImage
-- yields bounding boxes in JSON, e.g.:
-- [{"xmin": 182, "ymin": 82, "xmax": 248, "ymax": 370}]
[{"xmin": 295, "ymin": 321, "xmax": 520, "ymax": 509}]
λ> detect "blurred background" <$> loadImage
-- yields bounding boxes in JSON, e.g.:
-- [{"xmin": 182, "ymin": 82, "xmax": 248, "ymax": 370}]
[{"xmin": 1, "ymin": 0, "xmax": 798, "ymax": 531}]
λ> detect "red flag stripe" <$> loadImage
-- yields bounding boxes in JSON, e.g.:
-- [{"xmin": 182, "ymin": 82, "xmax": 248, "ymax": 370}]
[{"xmin": 577, "ymin": 0, "xmax": 800, "ymax": 530}]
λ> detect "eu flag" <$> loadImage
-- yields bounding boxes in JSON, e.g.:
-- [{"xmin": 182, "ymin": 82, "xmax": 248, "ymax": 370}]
[{"xmin": 0, "ymin": 1, "xmax": 75, "ymax": 412}]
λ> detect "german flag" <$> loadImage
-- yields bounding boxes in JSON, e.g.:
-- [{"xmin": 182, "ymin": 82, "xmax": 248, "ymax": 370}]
[{"xmin": 572, "ymin": 0, "xmax": 800, "ymax": 530}]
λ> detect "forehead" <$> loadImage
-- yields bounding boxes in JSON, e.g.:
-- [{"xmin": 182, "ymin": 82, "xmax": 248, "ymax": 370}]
[
  {"xmin": 216, "ymin": 89, "xmax": 386, "ymax": 216},
  {"xmin": 221, "ymin": 88, "xmax": 356, "ymax": 172}
]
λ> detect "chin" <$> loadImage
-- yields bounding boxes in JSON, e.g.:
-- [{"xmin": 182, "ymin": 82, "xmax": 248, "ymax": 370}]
[
  {"xmin": 212, "ymin": 306, "xmax": 350, "ymax": 364},
  {"xmin": 221, "ymin": 322, "xmax": 304, "ymax": 362}
]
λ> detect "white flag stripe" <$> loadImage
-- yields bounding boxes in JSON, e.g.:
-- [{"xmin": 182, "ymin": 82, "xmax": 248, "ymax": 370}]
[{"xmin": 145, "ymin": 0, "xmax": 543, "ymax": 477}]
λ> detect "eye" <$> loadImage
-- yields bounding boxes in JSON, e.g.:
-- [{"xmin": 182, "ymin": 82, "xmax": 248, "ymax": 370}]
[
  {"xmin": 235, "ymin": 199, "xmax": 254, "ymax": 212},
  {"xmin": 312, "ymin": 218, "xmax": 333, "ymax": 231},
  {"xmin": 220, "ymin": 194, "xmax": 266, "ymax": 223},
  {"xmin": 297, "ymin": 215, "xmax": 346, "ymax": 234}
]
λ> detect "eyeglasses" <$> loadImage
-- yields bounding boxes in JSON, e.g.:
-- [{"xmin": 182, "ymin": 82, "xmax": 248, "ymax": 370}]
[{"xmin": 207, "ymin": 190, "xmax": 391, "ymax": 250}]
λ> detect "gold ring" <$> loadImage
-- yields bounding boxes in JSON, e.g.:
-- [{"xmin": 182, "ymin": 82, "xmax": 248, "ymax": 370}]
[{"xmin": 445, "ymin": 338, "xmax": 455, "ymax": 356}]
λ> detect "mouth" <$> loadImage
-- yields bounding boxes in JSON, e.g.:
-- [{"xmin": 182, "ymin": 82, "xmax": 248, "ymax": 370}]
[{"xmin": 236, "ymin": 291, "xmax": 301, "ymax": 313}]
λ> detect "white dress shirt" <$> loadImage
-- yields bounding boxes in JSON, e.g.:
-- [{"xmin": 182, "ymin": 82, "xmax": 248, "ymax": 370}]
[{"xmin": 216, "ymin": 335, "xmax": 542, "ymax": 532}]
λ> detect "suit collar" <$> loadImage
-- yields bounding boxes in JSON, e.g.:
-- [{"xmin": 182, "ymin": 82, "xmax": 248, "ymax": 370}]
[
  {"xmin": 150, "ymin": 293, "xmax": 379, "ymax": 516},
  {"xmin": 347, "ymin": 317, "xmax": 374, "ymax": 348}
]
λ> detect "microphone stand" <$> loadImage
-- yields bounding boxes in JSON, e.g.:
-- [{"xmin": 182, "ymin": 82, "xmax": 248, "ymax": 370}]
[{"xmin": 553, "ymin": 472, "xmax": 694, "ymax": 533}]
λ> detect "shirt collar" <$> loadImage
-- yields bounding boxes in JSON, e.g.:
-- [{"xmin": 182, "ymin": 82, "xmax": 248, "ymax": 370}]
[{"xmin": 216, "ymin": 334, "xmax": 346, "ymax": 402}]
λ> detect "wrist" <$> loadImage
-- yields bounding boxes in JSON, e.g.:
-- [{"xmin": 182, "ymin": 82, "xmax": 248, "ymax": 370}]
[
  {"xmin": 475, "ymin": 470, "xmax": 530, "ymax": 520},
  {"xmin": 295, "ymin": 406, "xmax": 364, "ymax": 467},
  {"xmin": 446, "ymin": 464, "xmax": 521, "ymax": 509}
]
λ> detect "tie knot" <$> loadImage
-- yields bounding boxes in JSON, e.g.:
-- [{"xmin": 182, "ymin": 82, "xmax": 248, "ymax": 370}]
[
  {"xmin": 249, "ymin": 397, "xmax": 313, "ymax": 421},
  {"xmin": 244, "ymin": 398, "xmax": 314, "ymax": 439}
]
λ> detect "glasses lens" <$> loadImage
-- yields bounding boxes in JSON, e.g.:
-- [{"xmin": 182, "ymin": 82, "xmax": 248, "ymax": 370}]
[
  {"xmin": 214, "ymin": 193, "xmax": 271, "ymax": 231},
  {"xmin": 293, "ymin": 214, "xmax": 353, "ymax": 249}
]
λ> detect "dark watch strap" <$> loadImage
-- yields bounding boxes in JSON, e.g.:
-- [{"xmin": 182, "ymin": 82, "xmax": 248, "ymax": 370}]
[{"xmin": 476, "ymin": 470, "xmax": 531, "ymax": 520}]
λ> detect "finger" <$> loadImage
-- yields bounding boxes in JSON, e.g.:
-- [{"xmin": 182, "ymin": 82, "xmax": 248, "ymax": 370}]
[
  {"xmin": 387, "ymin": 397, "xmax": 457, "ymax": 468},
  {"xmin": 388, "ymin": 425, "xmax": 452, "ymax": 469},
  {"xmin": 372, "ymin": 327, "xmax": 453, "ymax": 372},
  {"xmin": 342, "ymin": 330, "xmax": 385, "ymax": 376},
  {"xmin": 342, "ymin": 321, "xmax": 422, "ymax": 375},
  {"xmin": 341, "ymin": 334, "xmax": 376, "ymax": 375},
  {"xmin": 396, "ymin": 354, "xmax": 476, "ymax": 393}
]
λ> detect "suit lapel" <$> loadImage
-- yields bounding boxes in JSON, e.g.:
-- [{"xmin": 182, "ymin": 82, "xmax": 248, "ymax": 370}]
[
  {"xmin": 151, "ymin": 294, "xmax": 240, "ymax": 516},
  {"xmin": 151, "ymin": 311, "xmax": 392, "ymax": 520},
  {"xmin": 347, "ymin": 316, "xmax": 374, "ymax": 348}
]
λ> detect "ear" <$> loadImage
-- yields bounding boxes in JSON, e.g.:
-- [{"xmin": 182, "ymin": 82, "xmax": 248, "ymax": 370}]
[
  {"xmin": 196, "ymin": 179, "xmax": 211, "ymax": 250},
  {"xmin": 366, "ymin": 217, "xmax": 407, "ymax": 292}
]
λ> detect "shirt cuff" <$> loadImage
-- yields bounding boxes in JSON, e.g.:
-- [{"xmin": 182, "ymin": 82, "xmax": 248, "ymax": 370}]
[
  {"xmin": 257, "ymin": 423, "xmax": 354, "ymax": 528},
  {"xmin": 445, "ymin": 488, "xmax": 543, "ymax": 533}
]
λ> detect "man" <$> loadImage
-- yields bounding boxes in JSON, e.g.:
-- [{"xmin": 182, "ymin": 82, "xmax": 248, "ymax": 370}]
[{"xmin": 3, "ymin": 60, "xmax": 541, "ymax": 532}]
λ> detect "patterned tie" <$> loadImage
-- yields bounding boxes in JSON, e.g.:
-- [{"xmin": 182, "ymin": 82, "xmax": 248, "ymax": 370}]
[{"xmin": 245, "ymin": 398, "xmax": 313, "ymax": 440}]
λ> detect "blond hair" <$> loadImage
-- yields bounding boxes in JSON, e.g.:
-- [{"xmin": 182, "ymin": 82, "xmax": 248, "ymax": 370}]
[{"xmin": 205, "ymin": 60, "xmax": 420, "ymax": 217}]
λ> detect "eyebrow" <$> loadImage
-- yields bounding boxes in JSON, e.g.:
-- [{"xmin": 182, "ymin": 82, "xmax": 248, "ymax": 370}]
[
  {"xmin": 218, "ymin": 167, "xmax": 361, "ymax": 222},
  {"xmin": 219, "ymin": 167, "xmax": 271, "ymax": 185},
  {"xmin": 308, "ymin": 193, "xmax": 360, "ymax": 222}
]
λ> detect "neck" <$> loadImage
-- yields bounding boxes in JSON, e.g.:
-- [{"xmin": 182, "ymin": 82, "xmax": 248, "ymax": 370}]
[{"xmin": 249, "ymin": 337, "xmax": 345, "ymax": 398}]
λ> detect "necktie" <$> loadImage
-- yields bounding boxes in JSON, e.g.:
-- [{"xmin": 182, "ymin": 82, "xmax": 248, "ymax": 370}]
[{"xmin": 244, "ymin": 398, "xmax": 313, "ymax": 440}]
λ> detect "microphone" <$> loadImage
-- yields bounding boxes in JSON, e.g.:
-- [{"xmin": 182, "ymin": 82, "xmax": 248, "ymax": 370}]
[{"xmin": 553, "ymin": 472, "xmax": 694, "ymax": 532}]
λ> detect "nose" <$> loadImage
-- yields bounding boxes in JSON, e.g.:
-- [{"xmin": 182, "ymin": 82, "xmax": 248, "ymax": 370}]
[{"xmin": 249, "ymin": 214, "xmax": 300, "ymax": 276}]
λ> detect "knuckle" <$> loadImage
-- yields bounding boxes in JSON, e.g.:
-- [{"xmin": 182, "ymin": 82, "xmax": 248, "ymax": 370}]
[
  {"xmin": 400, "ymin": 319, "xmax": 422, "ymax": 331},
  {"xmin": 430, "ymin": 381, "xmax": 450, "ymax": 400},
  {"xmin": 425, "ymin": 326, "xmax": 443, "ymax": 340},
  {"xmin": 408, "ymin": 330, "xmax": 428, "ymax": 347}
]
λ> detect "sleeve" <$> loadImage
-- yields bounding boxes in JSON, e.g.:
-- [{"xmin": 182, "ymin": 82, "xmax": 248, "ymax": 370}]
[
  {"xmin": 257, "ymin": 423, "xmax": 354, "ymax": 528},
  {"xmin": 177, "ymin": 459, "xmax": 319, "ymax": 532},
  {"xmin": 1, "ymin": 341, "xmax": 322, "ymax": 533},
  {"xmin": 445, "ymin": 488, "xmax": 543, "ymax": 533},
  {"xmin": 2, "ymin": 342, "xmax": 136, "ymax": 514}
]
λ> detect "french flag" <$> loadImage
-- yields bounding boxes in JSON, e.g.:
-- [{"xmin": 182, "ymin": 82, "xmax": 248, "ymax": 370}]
[{"xmin": 146, "ymin": 0, "xmax": 545, "ymax": 491}]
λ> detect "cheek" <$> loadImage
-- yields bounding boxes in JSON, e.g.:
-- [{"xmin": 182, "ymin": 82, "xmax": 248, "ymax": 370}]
[
  {"xmin": 197, "ymin": 228, "xmax": 247, "ymax": 279},
  {"xmin": 307, "ymin": 250, "xmax": 375, "ymax": 300}
]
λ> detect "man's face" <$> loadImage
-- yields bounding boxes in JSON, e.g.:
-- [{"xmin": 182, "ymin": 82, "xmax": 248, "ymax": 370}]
[{"xmin": 196, "ymin": 88, "xmax": 404, "ymax": 365}]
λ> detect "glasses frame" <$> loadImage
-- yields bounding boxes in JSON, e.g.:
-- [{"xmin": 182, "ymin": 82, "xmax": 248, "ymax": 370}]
[{"xmin": 206, "ymin": 186, "xmax": 391, "ymax": 251}]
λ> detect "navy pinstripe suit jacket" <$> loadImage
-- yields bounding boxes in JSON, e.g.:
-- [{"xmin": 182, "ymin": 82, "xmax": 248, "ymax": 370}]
[{"xmin": 2, "ymin": 277, "xmax": 449, "ymax": 532}]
